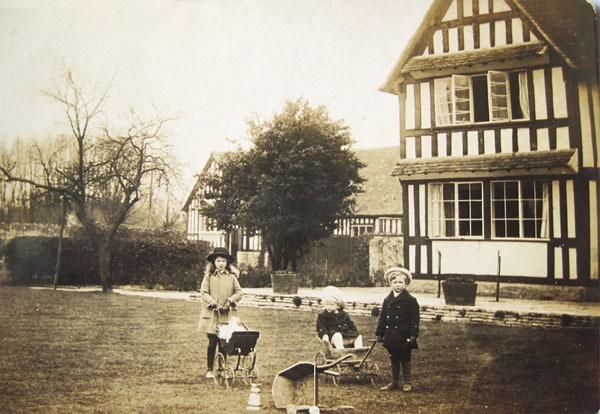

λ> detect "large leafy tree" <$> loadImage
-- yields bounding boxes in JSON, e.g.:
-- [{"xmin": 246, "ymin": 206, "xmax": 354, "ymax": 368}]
[
  {"xmin": 201, "ymin": 99, "xmax": 364, "ymax": 271},
  {"xmin": 0, "ymin": 65, "xmax": 177, "ymax": 292}
]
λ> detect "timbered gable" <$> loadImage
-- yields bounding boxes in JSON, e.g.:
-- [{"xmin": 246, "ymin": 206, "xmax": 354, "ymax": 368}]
[{"xmin": 380, "ymin": 0, "xmax": 598, "ymax": 284}]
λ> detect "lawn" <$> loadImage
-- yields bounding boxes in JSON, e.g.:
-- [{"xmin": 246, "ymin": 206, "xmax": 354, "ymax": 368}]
[{"xmin": 1, "ymin": 286, "xmax": 598, "ymax": 414}]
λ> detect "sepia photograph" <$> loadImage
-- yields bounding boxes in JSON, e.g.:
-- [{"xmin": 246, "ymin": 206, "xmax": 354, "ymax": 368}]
[{"xmin": 1, "ymin": 0, "xmax": 599, "ymax": 412}]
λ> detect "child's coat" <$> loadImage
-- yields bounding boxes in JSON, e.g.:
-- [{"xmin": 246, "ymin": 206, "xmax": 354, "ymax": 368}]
[{"xmin": 375, "ymin": 289, "xmax": 420, "ymax": 350}]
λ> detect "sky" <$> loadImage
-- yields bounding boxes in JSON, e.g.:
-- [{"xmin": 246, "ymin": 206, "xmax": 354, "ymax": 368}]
[{"xmin": 0, "ymin": 0, "xmax": 433, "ymax": 195}]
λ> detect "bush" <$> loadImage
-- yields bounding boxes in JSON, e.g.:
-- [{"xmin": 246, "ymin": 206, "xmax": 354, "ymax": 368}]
[
  {"xmin": 3, "ymin": 228, "xmax": 211, "ymax": 290},
  {"xmin": 238, "ymin": 266, "xmax": 271, "ymax": 288},
  {"xmin": 3, "ymin": 236, "xmax": 57, "ymax": 285},
  {"xmin": 297, "ymin": 234, "xmax": 373, "ymax": 287}
]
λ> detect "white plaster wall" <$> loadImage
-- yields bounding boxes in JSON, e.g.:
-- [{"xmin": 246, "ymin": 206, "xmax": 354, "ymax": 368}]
[{"xmin": 432, "ymin": 240, "xmax": 547, "ymax": 277}]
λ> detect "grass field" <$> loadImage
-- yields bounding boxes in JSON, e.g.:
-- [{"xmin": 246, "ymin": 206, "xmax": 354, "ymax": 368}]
[{"xmin": 1, "ymin": 286, "xmax": 598, "ymax": 414}]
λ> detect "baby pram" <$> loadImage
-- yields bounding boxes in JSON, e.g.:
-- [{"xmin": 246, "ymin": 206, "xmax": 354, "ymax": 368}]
[{"xmin": 213, "ymin": 309, "xmax": 260, "ymax": 387}]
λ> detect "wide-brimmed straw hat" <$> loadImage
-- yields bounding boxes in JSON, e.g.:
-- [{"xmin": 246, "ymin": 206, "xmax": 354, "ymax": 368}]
[
  {"xmin": 384, "ymin": 267, "xmax": 412, "ymax": 285},
  {"xmin": 206, "ymin": 247, "xmax": 235, "ymax": 264}
]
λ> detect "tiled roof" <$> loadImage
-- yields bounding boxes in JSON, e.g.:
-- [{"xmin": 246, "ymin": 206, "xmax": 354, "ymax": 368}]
[
  {"xmin": 402, "ymin": 42, "xmax": 546, "ymax": 73},
  {"xmin": 392, "ymin": 149, "xmax": 577, "ymax": 179},
  {"xmin": 514, "ymin": 0, "xmax": 597, "ymax": 71},
  {"xmin": 353, "ymin": 147, "xmax": 402, "ymax": 215}
]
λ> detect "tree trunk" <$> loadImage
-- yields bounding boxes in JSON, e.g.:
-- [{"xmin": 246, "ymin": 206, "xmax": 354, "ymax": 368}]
[
  {"xmin": 98, "ymin": 244, "xmax": 113, "ymax": 292},
  {"xmin": 53, "ymin": 197, "xmax": 67, "ymax": 290}
]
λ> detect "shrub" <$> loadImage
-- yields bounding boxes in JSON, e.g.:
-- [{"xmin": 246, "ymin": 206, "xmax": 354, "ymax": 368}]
[
  {"xmin": 3, "ymin": 228, "xmax": 211, "ymax": 290},
  {"xmin": 239, "ymin": 266, "xmax": 271, "ymax": 288},
  {"xmin": 3, "ymin": 236, "xmax": 57, "ymax": 285},
  {"xmin": 296, "ymin": 234, "xmax": 373, "ymax": 287}
]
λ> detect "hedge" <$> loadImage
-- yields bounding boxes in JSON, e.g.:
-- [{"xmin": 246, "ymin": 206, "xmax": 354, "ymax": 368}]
[{"xmin": 2, "ymin": 228, "xmax": 211, "ymax": 291}]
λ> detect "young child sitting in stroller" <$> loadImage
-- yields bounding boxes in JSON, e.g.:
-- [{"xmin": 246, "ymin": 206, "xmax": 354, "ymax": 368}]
[{"xmin": 316, "ymin": 286, "xmax": 363, "ymax": 349}]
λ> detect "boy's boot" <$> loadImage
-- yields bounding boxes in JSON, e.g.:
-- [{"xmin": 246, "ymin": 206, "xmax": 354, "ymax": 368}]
[
  {"xmin": 380, "ymin": 360, "xmax": 400, "ymax": 391},
  {"xmin": 401, "ymin": 359, "xmax": 413, "ymax": 392}
]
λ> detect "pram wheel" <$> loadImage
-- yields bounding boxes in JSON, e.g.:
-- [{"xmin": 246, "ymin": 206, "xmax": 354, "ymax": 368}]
[
  {"xmin": 368, "ymin": 362, "xmax": 379, "ymax": 387},
  {"xmin": 331, "ymin": 364, "xmax": 341, "ymax": 386},
  {"xmin": 214, "ymin": 353, "xmax": 235, "ymax": 388},
  {"xmin": 241, "ymin": 351, "xmax": 258, "ymax": 384}
]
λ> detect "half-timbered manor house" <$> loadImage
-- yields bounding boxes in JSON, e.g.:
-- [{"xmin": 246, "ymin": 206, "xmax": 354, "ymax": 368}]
[
  {"xmin": 380, "ymin": 0, "xmax": 598, "ymax": 285},
  {"xmin": 182, "ymin": 147, "xmax": 403, "ymax": 266}
]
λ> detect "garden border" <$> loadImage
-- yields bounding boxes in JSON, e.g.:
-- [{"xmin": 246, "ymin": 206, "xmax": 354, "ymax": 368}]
[{"xmin": 233, "ymin": 293, "xmax": 600, "ymax": 330}]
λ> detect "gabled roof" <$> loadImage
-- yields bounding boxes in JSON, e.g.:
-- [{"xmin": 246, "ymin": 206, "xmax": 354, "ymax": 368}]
[
  {"xmin": 182, "ymin": 147, "xmax": 403, "ymax": 216},
  {"xmin": 181, "ymin": 151, "xmax": 226, "ymax": 211},
  {"xmin": 392, "ymin": 149, "xmax": 578, "ymax": 181},
  {"xmin": 380, "ymin": 0, "xmax": 597, "ymax": 94},
  {"xmin": 513, "ymin": 0, "xmax": 597, "ymax": 71},
  {"xmin": 352, "ymin": 146, "xmax": 402, "ymax": 215}
]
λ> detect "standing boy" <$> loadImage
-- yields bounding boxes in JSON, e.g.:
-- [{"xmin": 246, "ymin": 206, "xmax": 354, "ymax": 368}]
[{"xmin": 375, "ymin": 267, "xmax": 420, "ymax": 392}]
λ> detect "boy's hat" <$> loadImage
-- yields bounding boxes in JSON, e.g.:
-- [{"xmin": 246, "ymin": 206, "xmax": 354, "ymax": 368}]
[
  {"xmin": 384, "ymin": 267, "xmax": 412, "ymax": 285},
  {"xmin": 207, "ymin": 247, "xmax": 235, "ymax": 264},
  {"xmin": 321, "ymin": 286, "xmax": 346, "ymax": 309}
]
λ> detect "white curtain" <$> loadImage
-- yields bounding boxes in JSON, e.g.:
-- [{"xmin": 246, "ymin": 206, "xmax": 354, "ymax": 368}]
[
  {"xmin": 519, "ymin": 71, "xmax": 530, "ymax": 119},
  {"xmin": 540, "ymin": 182, "xmax": 549, "ymax": 238},
  {"xmin": 429, "ymin": 183, "xmax": 445, "ymax": 237},
  {"xmin": 434, "ymin": 78, "xmax": 452, "ymax": 126}
]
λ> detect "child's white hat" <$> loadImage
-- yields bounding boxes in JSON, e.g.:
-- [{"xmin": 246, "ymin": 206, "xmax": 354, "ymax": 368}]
[
  {"xmin": 384, "ymin": 267, "xmax": 412, "ymax": 285},
  {"xmin": 321, "ymin": 286, "xmax": 346, "ymax": 309}
]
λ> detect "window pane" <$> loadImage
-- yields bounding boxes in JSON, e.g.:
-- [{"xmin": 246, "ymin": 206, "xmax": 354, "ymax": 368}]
[
  {"xmin": 470, "ymin": 183, "xmax": 482, "ymax": 199},
  {"xmin": 492, "ymin": 182, "xmax": 504, "ymax": 200},
  {"xmin": 434, "ymin": 78, "xmax": 453, "ymax": 126},
  {"xmin": 443, "ymin": 183, "xmax": 455, "ymax": 200},
  {"xmin": 459, "ymin": 220, "xmax": 470, "ymax": 236},
  {"xmin": 506, "ymin": 201, "xmax": 519, "ymax": 219},
  {"xmin": 470, "ymin": 200, "xmax": 481, "ymax": 218},
  {"xmin": 522, "ymin": 200, "xmax": 536, "ymax": 219},
  {"xmin": 444, "ymin": 201, "xmax": 455, "ymax": 219},
  {"xmin": 523, "ymin": 219, "xmax": 536, "ymax": 238},
  {"xmin": 494, "ymin": 220, "xmax": 506, "ymax": 237},
  {"xmin": 472, "ymin": 75, "xmax": 490, "ymax": 122},
  {"xmin": 507, "ymin": 220, "xmax": 519, "ymax": 237},
  {"xmin": 489, "ymin": 71, "xmax": 509, "ymax": 121},
  {"xmin": 454, "ymin": 75, "xmax": 471, "ymax": 124},
  {"xmin": 458, "ymin": 184, "xmax": 470, "ymax": 199},
  {"xmin": 521, "ymin": 180, "xmax": 534, "ymax": 198},
  {"xmin": 505, "ymin": 182, "xmax": 519, "ymax": 199},
  {"xmin": 472, "ymin": 220, "xmax": 482, "ymax": 236},
  {"xmin": 458, "ymin": 201, "xmax": 470, "ymax": 219},
  {"xmin": 493, "ymin": 201, "xmax": 505, "ymax": 218},
  {"xmin": 509, "ymin": 72, "xmax": 524, "ymax": 119},
  {"xmin": 445, "ymin": 219, "xmax": 455, "ymax": 237}
]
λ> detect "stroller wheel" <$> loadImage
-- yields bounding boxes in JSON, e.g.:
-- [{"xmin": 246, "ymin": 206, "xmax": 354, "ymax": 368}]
[
  {"xmin": 214, "ymin": 353, "xmax": 227, "ymax": 386},
  {"xmin": 331, "ymin": 364, "xmax": 341, "ymax": 386},
  {"xmin": 369, "ymin": 363, "xmax": 379, "ymax": 387},
  {"xmin": 241, "ymin": 352, "xmax": 257, "ymax": 385}
]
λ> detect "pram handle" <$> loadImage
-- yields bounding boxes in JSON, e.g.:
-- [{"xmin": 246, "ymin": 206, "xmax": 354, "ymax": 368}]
[{"xmin": 215, "ymin": 304, "xmax": 239, "ymax": 324}]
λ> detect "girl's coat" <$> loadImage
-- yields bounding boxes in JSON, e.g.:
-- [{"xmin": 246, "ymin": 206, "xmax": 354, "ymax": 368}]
[
  {"xmin": 375, "ymin": 289, "xmax": 420, "ymax": 350},
  {"xmin": 197, "ymin": 270, "xmax": 242, "ymax": 334}
]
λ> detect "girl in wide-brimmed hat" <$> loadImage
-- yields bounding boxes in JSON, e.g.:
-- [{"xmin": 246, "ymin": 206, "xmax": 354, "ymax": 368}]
[{"xmin": 197, "ymin": 247, "xmax": 242, "ymax": 379}]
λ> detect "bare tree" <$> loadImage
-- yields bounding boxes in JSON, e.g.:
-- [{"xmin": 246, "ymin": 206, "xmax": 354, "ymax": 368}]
[{"xmin": 0, "ymin": 65, "xmax": 178, "ymax": 292}]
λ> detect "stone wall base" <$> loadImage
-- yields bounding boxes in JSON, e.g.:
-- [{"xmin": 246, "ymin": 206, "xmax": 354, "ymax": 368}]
[{"xmin": 238, "ymin": 293, "xmax": 599, "ymax": 330}]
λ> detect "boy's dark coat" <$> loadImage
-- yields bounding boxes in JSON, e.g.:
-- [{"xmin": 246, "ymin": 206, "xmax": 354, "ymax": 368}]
[{"xmin": 375, "ymin": 289, "xmax": 420, "ymax": 350}]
